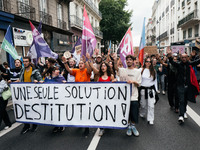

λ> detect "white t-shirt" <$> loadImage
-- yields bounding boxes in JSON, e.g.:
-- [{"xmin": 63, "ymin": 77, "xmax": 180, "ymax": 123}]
[
  {"xmin": 118, "ymin": 68, "xmax": 142, "ymax": 101},
  {"xmin": 139, "ymin": 68, "xmax": 158, "ymax": 91}
]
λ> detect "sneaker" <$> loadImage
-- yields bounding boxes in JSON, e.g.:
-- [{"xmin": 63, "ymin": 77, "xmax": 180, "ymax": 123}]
[
  {"xmin": 157, "ymin": 90, "xmax": 160, "ymax": 94},
  {"xmin": 21, "ymin": 127, "xmax": 30, "ymax": 134},
  {"xmin": 126, "ymin": 125, "xmax": 132, "ymax": 136},
  {"xmin": 148, "ymin": 121, "xmax": 154, "ymax": 125},
  {"xmin": 53, "ymin": 127, "xmax": 59, "ymax": 133},
  {"xmin": 184, "ymin": 113, "xmax": 188, "ymax": 119},
  {"xmin": 59, "ymin": 127, "xmax": 65, "ymax": 132},
  {"xmin": 31, "ymin": 125, "xmax": 38, "ymax": 132},
  {"xmin": 162, "ymin": 91, "xmax": 165, "ymax": 95},
  {"xmin": 178, "ymin": 116, "xmax": 184, "ymax": 124},
  {"xmin": 99, "ymin": 129, "xmax": 104, "ymax": 136},
  {"xmin": 131, "ymin": 125, "xmax": 139, "ymax": 137}
]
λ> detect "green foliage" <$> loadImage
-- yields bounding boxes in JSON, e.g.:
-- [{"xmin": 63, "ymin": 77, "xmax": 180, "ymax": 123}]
[{"xmin": 99, "ymin": 0, "xmax": 132, "ymax": 46}]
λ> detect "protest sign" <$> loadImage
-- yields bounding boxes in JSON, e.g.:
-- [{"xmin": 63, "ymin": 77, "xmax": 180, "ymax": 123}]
[{"xmin": 11, "ymin": 82, "xmax": 131, "ymax": 129}]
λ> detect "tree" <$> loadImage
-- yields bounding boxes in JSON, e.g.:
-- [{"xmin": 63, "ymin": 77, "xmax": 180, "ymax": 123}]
[{"xmin": 99, "ymin": 0, "xmax": 132, "ymax": 52}]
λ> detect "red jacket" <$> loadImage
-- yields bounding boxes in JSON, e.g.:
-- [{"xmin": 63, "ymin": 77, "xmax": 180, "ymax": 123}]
[{"xmin": 190, "ymin": 65, "xmax": 199, "ymax": 96}]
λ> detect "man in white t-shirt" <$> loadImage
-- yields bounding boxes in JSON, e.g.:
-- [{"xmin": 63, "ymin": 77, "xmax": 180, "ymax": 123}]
[{"xmin": 117, "ymin": 55, "xmax": 142, "ymax": 137}]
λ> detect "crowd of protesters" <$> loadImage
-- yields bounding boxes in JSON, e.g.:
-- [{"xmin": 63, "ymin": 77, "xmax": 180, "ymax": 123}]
[{"xmin": 0, "ymin": 39, "xmax": 200, "ymax": 138}]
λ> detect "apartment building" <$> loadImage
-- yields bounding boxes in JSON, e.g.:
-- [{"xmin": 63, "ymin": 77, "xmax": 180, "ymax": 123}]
[
  {"xmin": 177, "ymin": 0, "xmax": 200, "ymax": 53},
  {"xmin": 146, "ymin": 18, "xmax": 154, "ymax": 46},
  {"xmin": 0, "ymin": 0, "xmax": 73, "ymax": 64},
  {"xmin": 70, "ymin": 0, "xmax": 103, "ymax": 50},
  {"xmin": 148, "ymin": 0, "xmax": 200, "ymax": 54}
]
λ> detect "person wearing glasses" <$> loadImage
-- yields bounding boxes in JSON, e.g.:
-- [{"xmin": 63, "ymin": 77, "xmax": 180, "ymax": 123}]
[{"xmin": 139, "ymin": 57, "xmax": 158, "ymax": 125}]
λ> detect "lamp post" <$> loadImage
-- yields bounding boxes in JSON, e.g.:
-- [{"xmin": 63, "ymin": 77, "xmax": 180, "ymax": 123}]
[{"xmin": 157, "ymin": 20, "xmax": 160, "ymax": 54}]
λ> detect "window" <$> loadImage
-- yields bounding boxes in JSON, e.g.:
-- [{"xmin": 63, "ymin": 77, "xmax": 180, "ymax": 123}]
[
  {"xmin": 188, "ymin": 28, "xmax": 192, "ymax": 38},
  {"xmin": 19, "ymin": 0, "xmax": 29, "ymax": 4},
  {"xmin": 75, "ymin": 3, "xmax": 78, "ymax": 17},
  {"xmin": 195, "ymin": 24, "xmax": 199, "ymax": 37},
  {"xmin": 40, "ymin": 0, "xmax": 47, "ymax": 12},
  {"xmin": 57, "ymin": 4, "xmax": 62, "ymax": 20},
  {"xmin": 183, "ymin": 30, "xmax": 186, "ymax": 39}
]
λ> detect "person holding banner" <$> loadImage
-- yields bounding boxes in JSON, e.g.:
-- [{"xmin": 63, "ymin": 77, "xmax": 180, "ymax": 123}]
[
  {"xmin": 18, "ymin": 56, "xmax": 43, "ymax": 134},
  {"xmin": 0, "ymin": 74, "xmax": 12, "ymax": 130},
  {"xmin": 62, "ymin": 54, "xmax": 92, "ymax": 137},
  {"xmin": 139, "ymin": 57, "xmax": 158, "ymax": 125},
  {"xmin": 89, "ymin": 60, "xmax": 117, "ymax": 136},
  {"xmin": 44, "ymin": 66, "xmax": 66, "ymax": 132},
  {"xmin": 116, "ymin": 55, "xmax": 141, "ymax": 137}
]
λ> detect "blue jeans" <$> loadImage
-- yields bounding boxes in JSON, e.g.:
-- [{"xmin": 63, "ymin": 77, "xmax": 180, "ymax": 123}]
[{"xmin": 158, "ymin": 74, "xmax": 165, "ymax": 91}]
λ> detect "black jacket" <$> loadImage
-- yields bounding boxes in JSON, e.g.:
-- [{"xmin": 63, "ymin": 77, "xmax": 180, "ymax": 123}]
[{"xmin": 169, "ymin": 57, "xmax": 200, "ymax": 87}]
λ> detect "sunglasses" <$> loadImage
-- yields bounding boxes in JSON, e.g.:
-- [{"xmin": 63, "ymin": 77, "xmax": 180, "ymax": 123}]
[{"xmin": 145, "ymin": 61, "xmax": 151, "ymax": 63}]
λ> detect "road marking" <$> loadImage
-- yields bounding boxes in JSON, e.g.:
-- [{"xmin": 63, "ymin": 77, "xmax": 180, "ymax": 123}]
[
  {"xmin": 87, "ymin": 128, "xmax": 101, "ymax": 150},
  {"xmin": 187, "ymin": 106, "xmax": 200, "ymax": 127},
  {"xmin": 0, "ymin": 122, "xmax": 21, "ymax": 138}
]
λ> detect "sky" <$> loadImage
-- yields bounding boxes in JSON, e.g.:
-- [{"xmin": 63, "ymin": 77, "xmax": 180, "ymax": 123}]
[{"xmin": 125, "ymin": 0, "xmax": 155, "ymax": 46}]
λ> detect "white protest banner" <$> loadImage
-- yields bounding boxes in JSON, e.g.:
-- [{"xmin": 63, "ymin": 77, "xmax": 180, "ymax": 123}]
[{"xmin": 11, "ymin": 82, "xmax": 131, "ymax": 129}]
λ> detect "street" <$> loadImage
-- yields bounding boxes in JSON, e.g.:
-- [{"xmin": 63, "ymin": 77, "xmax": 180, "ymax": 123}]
[{"xmin": 0, "ymin": 94, "xmax": 200, "ymax": 150}]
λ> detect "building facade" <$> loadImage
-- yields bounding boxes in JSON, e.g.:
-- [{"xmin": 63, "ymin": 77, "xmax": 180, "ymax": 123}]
[
  {"xmin": 70, "ymin": 0, "xmax": 103, "ymax": 51},
  {"xmin": 148, "ymin": 0, "xmax": 200, "ymax": 54},
  {"xmin": 0, "ymin": 0, "xmax": 74, "ymax": 65}
]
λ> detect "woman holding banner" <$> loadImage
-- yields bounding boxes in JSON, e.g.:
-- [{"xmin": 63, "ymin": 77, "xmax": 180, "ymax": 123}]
[
  {"xmin": 90, "ymin": 61, "xmax": 116, "ymax": 136},
  {"xmin": 62, "ymin": 53, "xmax": 92, "ymax": 137},
  {"xmin": 44, "ymin": 66, "xmax": 66, "ymax": 133}
]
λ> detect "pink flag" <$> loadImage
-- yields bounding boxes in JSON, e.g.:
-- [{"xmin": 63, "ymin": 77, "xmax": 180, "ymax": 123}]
[
  {"xmin": 81, "ymin": 5, "xmax": 97, "ymax": 57},
  {"xmin": 119, "ymin": 26, "xmax": 134, "ymax": 67}
]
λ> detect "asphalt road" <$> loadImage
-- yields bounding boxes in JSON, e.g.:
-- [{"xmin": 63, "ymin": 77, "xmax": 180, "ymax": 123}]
[{"xmin": 0, "ymin": 94, "xmax": 200, "ymax": 150}]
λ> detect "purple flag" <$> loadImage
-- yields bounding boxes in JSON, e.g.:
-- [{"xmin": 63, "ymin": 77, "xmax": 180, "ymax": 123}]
[
  {"xmin": 27, "ymin": 21, "xmax": 42, "ymax": 64},
  {"xmin": 81, "ymin": 6, "xmax": 97, "ymax": 57},
  {"xmin": 29, "ymin": 21, "xmax": 58, "ymax": 60}
]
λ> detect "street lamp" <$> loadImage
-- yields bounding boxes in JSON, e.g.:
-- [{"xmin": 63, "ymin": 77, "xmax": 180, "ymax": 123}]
[{"xmin": 157, "ymin": 20, "xmax": 160, "ymax": 54}]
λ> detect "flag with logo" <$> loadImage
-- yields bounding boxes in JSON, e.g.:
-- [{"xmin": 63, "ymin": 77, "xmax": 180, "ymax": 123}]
[
  {"xmin": 118, "ymin": 26, "xmax": 134, "ymax": 67},
  {"xmin": 1, "ymin": 25, "xmax": 21, "ymax": 60},
  {"xmin": 27, "ymin": 21, "xmax": 42, "ymax": 64},
  {"xmin": 138, "ymin": 18, "xmax": 146, "ymax": 66},
  {"xmin": 29, "ymin": 21, "xmax": 58, "ymax": 60},
  {"xmin": 81, "ymin": 5, "xmax": 97, "ymax": 57},
  {"xmin": 71, "ymin": 37, "xmax": 82, "ymax": 65}
]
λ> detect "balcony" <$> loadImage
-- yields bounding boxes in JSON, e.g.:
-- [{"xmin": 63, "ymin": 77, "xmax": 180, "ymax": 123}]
[
  {"xmin": 57, "ymin": 19, "xmax": 67, "ymax": 30},
  {"xmin": 157, "ymin": 31, "xmax": 168, "ymax": 40},
  {"xmin": 39, "ymin": 11, "xmax": 52, "ymax": 26},
  {"xmin": 17, "ymin": 1, "xmax": 35, "ymax": 20},
  {"xmin": 84, "ymin": 0, "xmax": 102, "ymax": 18},
  {"xmin": 170, "ymin": 28, "xmax": 174, "ymax": 35},
  {"xmin": 70, "ymin": 15, "xmax": 83, "ymax": 29},
  {"xmin": 0, "ymin": 0, "xmax": 11, "ymax": 12},
  {"xmin": 178, "ymin": 9, "xmax": 199, "ymax": 28},
  {"xmin": 92, "ymin": 27, "xmax": 103, "ymax": 39}
]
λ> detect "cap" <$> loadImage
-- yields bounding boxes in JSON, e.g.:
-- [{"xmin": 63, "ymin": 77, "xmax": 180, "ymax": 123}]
[{"xmin": 97, "ymin": 55, "xmax": 102, "ymax": 58}]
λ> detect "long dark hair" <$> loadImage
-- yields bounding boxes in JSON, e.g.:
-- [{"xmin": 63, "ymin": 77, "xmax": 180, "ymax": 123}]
[
  {"xmin": 108, "ymin": 61, "xmax": 116, "ymax": 77},
  {"xmin": 143, "ymin": 57, "xmax": 156, "ymax": 80},
  {"xmin": 99, "ymin": 62, "xmax": 112, "ymax": 77}
]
